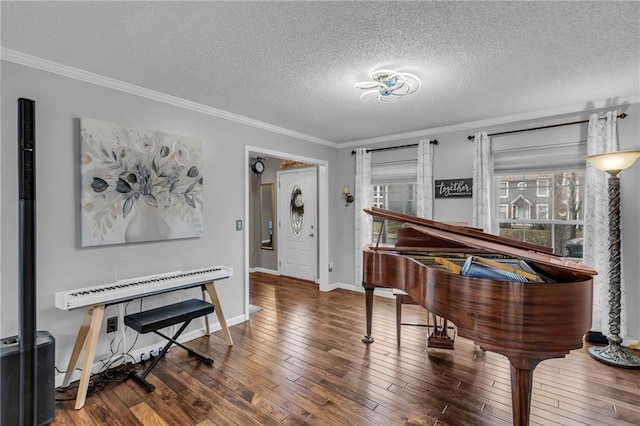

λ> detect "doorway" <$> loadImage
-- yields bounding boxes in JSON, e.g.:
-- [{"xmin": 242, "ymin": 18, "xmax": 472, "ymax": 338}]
[
  {"xmin": 244, "ymin": 146, "xmax": 329, "ymax": 320},
  {"xmin": 277, "ymin": 167, "xmax": 317, "ymax": 281}
]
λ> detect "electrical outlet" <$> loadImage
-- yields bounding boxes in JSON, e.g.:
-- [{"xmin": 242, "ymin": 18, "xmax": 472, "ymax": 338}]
[
  {"xmin": 106, "ymin": 316, "xmax": 118, "ymax": 333},
  {"xmin": 150, "ymin": 346, "xmax": 164, "ymax": 359}
]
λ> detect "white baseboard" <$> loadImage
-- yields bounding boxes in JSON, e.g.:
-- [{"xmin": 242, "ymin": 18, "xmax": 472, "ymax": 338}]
[
  {"xmin": 335, "ymin": 281, "xmax": 359, "ymax": 292},
  {"xmin": 251, "ymin": 267, "xmax": 279, "ymax": 275},
  {"xmin": 323, "ymin": 281, "xmax": 341, "ymax": 291}
]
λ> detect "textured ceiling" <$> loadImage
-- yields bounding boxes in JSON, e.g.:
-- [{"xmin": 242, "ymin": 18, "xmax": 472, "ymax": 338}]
[{"xmin": 2, "ymin": 1, "xmax": 639, "ymax": 145}]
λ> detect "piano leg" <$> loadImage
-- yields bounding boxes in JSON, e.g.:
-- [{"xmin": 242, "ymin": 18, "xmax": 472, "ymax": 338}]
[
  {"xmin": 510, "ymin": 361, "xmax": 540, "ymax": 426},
  {"xmin": 362, "ymin": 286, "xmax": 374, "ymax": 343}
]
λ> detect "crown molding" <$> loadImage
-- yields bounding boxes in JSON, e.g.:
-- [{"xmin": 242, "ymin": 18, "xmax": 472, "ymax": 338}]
[
  {"xmin": 1, "ymin": 48, "xmax": 338, "ymax": 148},
  {"xmin": 339, "ymin": 96, "xmax": 640, "ymax": 148},
  {"xmin": 3, "ymin": 48, "xmax": 636, "ymax": 150}
]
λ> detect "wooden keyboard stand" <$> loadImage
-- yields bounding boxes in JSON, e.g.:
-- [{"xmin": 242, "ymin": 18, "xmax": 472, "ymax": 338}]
[{"xmin": 61, "ymin": 280, "xmax": 232, "ymax": 409}]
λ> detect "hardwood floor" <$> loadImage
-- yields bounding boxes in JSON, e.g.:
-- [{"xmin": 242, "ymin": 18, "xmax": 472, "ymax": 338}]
[{"xmin": 53, "ymin": 272, "xmax": 640, "ymax": 425}]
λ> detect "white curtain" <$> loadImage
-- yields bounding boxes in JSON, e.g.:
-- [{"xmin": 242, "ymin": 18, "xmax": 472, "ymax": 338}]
[
  {"xmin": 472, "ymin": 131, "xmax": 492, "ymax": 231},
  {"xmin": 354, "ymin": 148, "xmax": 372, "ymax": 287},
  {"xmin": 584, "ymin": 110, "xmax": 624, "ymax": 336},
  {"xmin": 416, "ymin": 139, "xmax": 434, "ymax": 219}
]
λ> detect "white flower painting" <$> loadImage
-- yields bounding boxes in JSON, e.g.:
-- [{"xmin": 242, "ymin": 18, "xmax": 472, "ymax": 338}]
[{"xmin": 80, "ymin": 118, "xmax": 204, "ymax": 246}]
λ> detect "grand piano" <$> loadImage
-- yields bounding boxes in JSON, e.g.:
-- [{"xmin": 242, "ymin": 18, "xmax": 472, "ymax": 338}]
[{"xmin": 361, "ymin": 207, "xmax": 596, "ymax": 426}]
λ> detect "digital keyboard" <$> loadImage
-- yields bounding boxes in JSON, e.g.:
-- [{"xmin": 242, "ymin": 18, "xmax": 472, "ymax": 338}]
[{"xmin": 55, "ymin": 266, "xmax": 233, "ymax": 310}]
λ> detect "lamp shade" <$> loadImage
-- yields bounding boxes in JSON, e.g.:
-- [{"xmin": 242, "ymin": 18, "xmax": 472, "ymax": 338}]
[{"xmin": 585, "ymin": 149, "xmax": 640, "ymax": 175}]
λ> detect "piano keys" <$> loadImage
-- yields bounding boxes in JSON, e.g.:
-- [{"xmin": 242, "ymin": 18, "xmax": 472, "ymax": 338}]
[
  {"xmin": 56, "ymin": 265, "xmax": 233, "ymax": 410},
  {"xmin": 360, "ymin": 207, "xmax": 596, "ymax": 426},
  {"xmin": 55, "ymin": 266, "xmax": 232, "ymax": 310}
]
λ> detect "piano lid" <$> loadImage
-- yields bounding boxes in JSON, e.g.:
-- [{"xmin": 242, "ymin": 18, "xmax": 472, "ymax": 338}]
[{"xmin": 364, "ymin": 207, "xmax": 597, "ymax": 276}]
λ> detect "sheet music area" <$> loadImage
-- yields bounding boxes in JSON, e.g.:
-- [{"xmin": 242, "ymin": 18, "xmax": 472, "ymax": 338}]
[{"xmin": 54, "ymin": 265, "xmax": 233, "ymax": 409}]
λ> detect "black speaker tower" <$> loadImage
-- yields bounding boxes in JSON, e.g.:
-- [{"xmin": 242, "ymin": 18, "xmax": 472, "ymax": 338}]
[{"xmin": 0, "ymin": 98, "xmax": 55, "ymax": 425}]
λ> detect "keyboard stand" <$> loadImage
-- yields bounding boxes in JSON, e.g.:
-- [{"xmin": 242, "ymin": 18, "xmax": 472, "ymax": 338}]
[
  {"xmin": 124, "ymin": 299, "xmax": 215, "ymax": 392},
  {"xmin": 61, "ymin": 279, "xmax": 233, "ymax": 409}
]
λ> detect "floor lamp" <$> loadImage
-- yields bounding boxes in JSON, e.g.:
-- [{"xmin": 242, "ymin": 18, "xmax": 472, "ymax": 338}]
[{"xmin": 585, "ymin": 149, "xmax": 640, "ymax": 369}]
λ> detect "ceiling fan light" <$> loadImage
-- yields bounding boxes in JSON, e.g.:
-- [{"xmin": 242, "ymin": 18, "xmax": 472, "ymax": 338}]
[
  {"xmin": 356, "ymin": 69, "xmax": 421, "ymax": 102},
  {"xmin": 355, "ymin": 81, "xmax": 384, "ymax": 90},
  {"xmin": 379, "ymin": 94, "xmax": 404, "ymax": 103},
  {"xmin": 360, "ymin": 89, "xmax": 382, "ymax": 100}
]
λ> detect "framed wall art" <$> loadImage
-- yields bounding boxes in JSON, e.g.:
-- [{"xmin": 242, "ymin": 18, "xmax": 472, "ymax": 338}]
[{"xmin": 80, "ymin": 118, "xmax": 204, "ymax": 246}]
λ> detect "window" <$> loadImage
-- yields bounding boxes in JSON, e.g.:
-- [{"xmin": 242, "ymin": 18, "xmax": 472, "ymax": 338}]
[
  {"xmin": 493, "ymin": 140, "xmax": 586, "ymax": 259},
  {"xmin": 498, "ymin": 204, "xmax": 508, "ymax": 219},
  {"xmin": 495, "ymin": 171, "xmax": 584, "ymax": 258},
  {"xmin": 369, "ymin": 160, "xmax": 417, "ymax": 244},
  {"xmin": 372, "ymin": 185, "xmax": 384, "ymax": 208},
  {"xmin": 536, "ymin": 179, "xmax": 550, "ymax": 197},
  {"xmin": 370, "ymin": 183, "xmax": 416, "ymax": 244},
  {"xmin": 371, "ymin": 183, "xmax": 416, "ymax": 215},
  {"xmin": 536, "ymin": 204, "xmax": 549, "ymax": 220},
  {"xmin": 499, "ymin": 182, "xmax": 508, "ymax": 198}
]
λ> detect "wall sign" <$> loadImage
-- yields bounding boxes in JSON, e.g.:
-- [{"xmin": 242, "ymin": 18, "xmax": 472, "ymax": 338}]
[{"xmin": 435, "ymin": 178, "xmax": 473, "ymax": 198}]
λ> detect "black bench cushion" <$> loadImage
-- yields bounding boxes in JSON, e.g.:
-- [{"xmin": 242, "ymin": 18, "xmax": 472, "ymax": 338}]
[{"xmin": 124, "ymin": 299, "xmax": 214, "ymax": 334}]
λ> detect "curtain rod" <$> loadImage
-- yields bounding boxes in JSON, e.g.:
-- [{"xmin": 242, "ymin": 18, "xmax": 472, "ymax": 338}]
[
  {"xmin": 351, "ymin": 139, "xmax": 438, "ymax": 155},
  {"xmin": 467, "ymin": 112, "xmax": 628, "ymax": 140}
]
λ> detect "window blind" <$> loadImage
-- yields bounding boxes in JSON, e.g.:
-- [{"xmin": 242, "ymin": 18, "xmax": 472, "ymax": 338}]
[
  {"xmin": 493, "ymin": 141, "xmax": 587, "ymax": 174},
  {"xmin": 370, "ymin": 160, "xmax": 418, "ymax": 184}
]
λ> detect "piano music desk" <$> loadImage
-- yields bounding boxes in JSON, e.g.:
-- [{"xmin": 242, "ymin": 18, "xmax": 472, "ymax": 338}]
[{"xmin": 61, "ymin": 278, "xmax": 232, "ymax": 410}]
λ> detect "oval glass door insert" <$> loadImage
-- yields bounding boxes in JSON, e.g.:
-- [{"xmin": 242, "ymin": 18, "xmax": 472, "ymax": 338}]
[{"xmin": 290, "ymin": 185, "xmax": 304, "ymax": 237}]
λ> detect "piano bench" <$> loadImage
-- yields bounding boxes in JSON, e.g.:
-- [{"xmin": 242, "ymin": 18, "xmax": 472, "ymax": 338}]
[{"xmin": 124, "ymin": 299, "xmax": 214, "ymax": 392}]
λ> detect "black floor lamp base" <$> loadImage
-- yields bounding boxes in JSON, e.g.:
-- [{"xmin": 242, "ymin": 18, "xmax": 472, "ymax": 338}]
[{"xmin": 585, "ymin": 331, "xmax": 608, "ymax": 344}]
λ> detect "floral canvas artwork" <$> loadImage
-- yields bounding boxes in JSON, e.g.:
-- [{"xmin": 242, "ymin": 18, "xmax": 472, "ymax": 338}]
[{"xmin": 80, "ymin": 118, "xmax": 203, "ymax": 246}]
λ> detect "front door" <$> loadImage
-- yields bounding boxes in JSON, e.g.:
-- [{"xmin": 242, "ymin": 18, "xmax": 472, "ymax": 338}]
[{"xmin": 277, "ymin": 167, "xmax": 317, "ymax": 281}]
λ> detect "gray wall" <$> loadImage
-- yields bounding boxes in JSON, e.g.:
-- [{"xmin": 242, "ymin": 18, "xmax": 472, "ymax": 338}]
[{"xmin": 0, "ymin": 60, "xmax": 337, "ymax": 373}]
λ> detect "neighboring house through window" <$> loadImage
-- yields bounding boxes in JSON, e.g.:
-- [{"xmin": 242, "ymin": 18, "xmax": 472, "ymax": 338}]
[{"xmin": 493, "ymin": 140, "xmax": 586, "ymax": 259}]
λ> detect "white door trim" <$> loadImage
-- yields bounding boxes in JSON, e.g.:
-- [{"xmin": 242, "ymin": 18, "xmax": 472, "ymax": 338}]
[{"xmin": 244, "ymin": 146, "xmax": 330, "ymax": 319}]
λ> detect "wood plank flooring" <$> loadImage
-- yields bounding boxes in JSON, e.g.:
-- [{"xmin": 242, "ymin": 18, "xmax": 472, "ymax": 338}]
[{"xmin": 53, "ymin": 272, "xmax": 640, "ymax": 425}]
